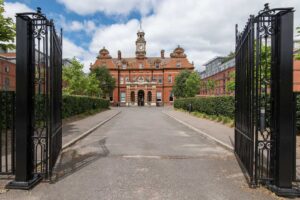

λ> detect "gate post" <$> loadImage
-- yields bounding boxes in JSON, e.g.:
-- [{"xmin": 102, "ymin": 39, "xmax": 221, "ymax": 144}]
[
  {"xmin": 6, "ymin": 14, "xmax": 42, "ymax": 190},
  {"xmin": 269, "ymin": 11, "xmax": 296, "ymax": 196}
]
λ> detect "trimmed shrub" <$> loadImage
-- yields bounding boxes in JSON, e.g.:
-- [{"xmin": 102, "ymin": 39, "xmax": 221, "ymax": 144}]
[
  {"xmin": 62, "ymin": 95, "xmax": 109, "ymax": 119},
  {"xmin": 0, "ymin": 91, "xmax": 15, "ymax": 129},
  {"xmin": 296, "ymin": 94, "xmax": 300, "ymax": 132},
  {"xmin": 174, "ymin": 96, "xmax": 235, "ymax": 119},
  {"xmin": 1, "ymin": 92, "xmax": 109, "ymax": 131}
]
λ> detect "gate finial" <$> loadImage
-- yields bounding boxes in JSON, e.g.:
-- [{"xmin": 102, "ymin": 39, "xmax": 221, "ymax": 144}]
[
  {"xmin": 264, "ymin": 3, "xmax": 269, "ymax": 11},
  {"xmin": 37, "ymin": 7, "xmax": 41, "ymax": 14}
]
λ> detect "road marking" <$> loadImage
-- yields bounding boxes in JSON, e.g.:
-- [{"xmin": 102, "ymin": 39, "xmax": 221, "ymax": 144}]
[{"xmin": 122, "ymin": 155, "xmax": 161, "ymax": 159}]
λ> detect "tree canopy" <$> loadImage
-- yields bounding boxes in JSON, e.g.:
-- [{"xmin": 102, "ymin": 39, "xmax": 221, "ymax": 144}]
[
  {"xmin": 91, "ymin": 66, "xmax": 116, "ymax": 98},
  {"xmin": 0, "ymin": 0, "xmax": 16, "ymax": 50},
  {"xmin": 173, "ymin": 70, "xmax": 200, "ymax": 98},
  {"xmin": 62, "ymin": 58, "xmax": 101, "ymax": 97},
  {"xmin": 185, "ymin": 72, "xmax": 201, "ymax": 97},
  {"xmin": 226, "ymin": 72, "xmax": 235, "ymax": 93},
  {"xmin": 296, "ymin": 27, "xmax": 300, "ymax": 60}
]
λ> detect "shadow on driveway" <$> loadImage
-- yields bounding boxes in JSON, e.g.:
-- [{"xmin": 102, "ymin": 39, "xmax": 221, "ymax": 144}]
[{"xmin": 50, "ymin": 137, "xmax": 109, "ymax": 183}]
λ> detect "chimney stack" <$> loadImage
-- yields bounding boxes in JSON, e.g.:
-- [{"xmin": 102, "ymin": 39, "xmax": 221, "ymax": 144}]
[
  {"xmin": 161, "ymin": 50, "xmax": 165, "ymax": 59},
  {"xmin": 118, "ymin": 50, "xmax": 121, "ymax": 60}
]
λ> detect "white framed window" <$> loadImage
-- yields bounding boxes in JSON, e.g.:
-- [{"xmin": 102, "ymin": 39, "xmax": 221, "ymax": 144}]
[
  {"xmin": 156, "ymin": 92, "xmax": 162, "ymax": 101},
  {"xmin": 120, "ymin": 92, "xmax": 126, "ymax": 102},
  {"xmin": 120, "ymin": 77, "xmax": 124, "ymax": 84},
  {"xmin": 139, "ymin": 63, "xmax": 144, "ymax": 69},
  {"xmin": 122, "ymin": 63, "xmax": 127, "ymax": 69},
  {"xmin": 158, "ymin": 77, "xmax": 163, "ymax": 84},
  {"xmin": 125, "ymin": 76, "xmax": 129, "ymax": 82},
  {"xmin": 168, "ymin": 75, "xmax": 172, "ymax": 83}
]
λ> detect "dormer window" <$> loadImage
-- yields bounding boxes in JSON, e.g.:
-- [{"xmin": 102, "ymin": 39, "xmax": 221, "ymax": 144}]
[
  {"xmin": 155, "ymin": 63, "xmax": 159, "ymax": 69},
  {"xmin": 122, "ymin": 63, "xmax": 127, "ymax": 69},
  {"xmin": 139, "ymin": 63, "xmax": 144, "ymax": 69},
  {"xmin": 176, "ymin": 61, "xmax": 181, "ymax": 68}
]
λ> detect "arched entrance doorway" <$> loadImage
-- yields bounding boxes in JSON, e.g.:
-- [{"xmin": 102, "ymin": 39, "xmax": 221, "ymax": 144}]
[{"xmin": 138, "ymin": 90, "xmax": 144, "ymax": 106}]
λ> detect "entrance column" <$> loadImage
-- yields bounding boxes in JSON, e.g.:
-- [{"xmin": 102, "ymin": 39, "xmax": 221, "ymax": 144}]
[
  {"xmin": 126, "ymin": 86, "xmax": 130, "ymax": 106},
  {"xmin": 151, "ymin": 86, "xmax": 156, "ymax": 106},
  {"xmin": 134, "ymin": 85, "xmax": 138, "ymax": 106}
]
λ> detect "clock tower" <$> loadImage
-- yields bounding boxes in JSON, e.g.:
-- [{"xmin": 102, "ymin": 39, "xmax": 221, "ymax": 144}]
[{"xmin": 135, "ymin": 24, "xmax": 146, "ymax": 59}]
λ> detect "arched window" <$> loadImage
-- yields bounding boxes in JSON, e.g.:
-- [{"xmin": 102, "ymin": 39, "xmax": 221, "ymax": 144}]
[{"xmin": 147, "ymin": 91, "xmax": 152, "ymax": 102}]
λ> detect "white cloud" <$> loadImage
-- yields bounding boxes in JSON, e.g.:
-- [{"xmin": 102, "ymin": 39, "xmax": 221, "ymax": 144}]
[
  {"xmin": 4, "ymin": 0, "xmax": 300, "ymax": 73},
  {"xmin": 63, "ymin": 38, "xmax": 95, "ymax": 72},
  {"xmin": 56, "ymin": 0, "xmax": 157, "ymax": 16},
  {"xmin": 3, "ymin": 2, "xmax": 34, "ymax": 22},
  {"xmin": 56, "ymin": 15, "xmax": 97, "ymax": 34},
  {"xmin": 86, "ymin": 0, "xmax": 300, "ymax": 72}
]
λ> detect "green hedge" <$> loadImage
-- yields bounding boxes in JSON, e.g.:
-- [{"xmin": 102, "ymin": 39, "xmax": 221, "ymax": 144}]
[
  {"xmin": 62, "ymin": 95, "xmax": 109, "ymax": 119},
  {"xmin": 0, "ymin": 91, "xmax": 15, "ymax": 129},
  {"xmin": 296, "ymin": 94, "xmax": 300, "ymax": 132},
  {"xmin": 174, "ymin": 96, "xmax": 235, "ymax": 119}
]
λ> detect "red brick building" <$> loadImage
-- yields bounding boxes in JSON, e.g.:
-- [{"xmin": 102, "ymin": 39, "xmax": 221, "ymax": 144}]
[
  {"xmin": 200, "ymin": 57, "xmax": 300, "ymax": 96},
  {"xmin": 91, "ymin": 29, "xmax": 194, "ymax": 106},
  {"xmin": 294, "ymin": 59, "xmax": 300, "ymax": 92},
  {"xmin": 199, "ymin": 57, "xmax": 235, "ymax": 96},
  {"xmin": 0, "ymin": 53, "xmax": 16, "ymax": 91}
]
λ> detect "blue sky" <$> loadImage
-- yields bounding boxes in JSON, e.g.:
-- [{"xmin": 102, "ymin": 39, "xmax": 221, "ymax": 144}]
[
  {"xmin": 5, "ymin": 0, "xmax": 143, "ymax": 50},
  {"xmin": 4, "ymin": 0, "xmax": 300, "ymax": 72}
]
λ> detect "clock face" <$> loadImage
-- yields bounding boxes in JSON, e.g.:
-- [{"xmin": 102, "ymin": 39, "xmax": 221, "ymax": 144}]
[{"xmin": 138, "ymin": 43, "xmax": 144, "ymax": 51}]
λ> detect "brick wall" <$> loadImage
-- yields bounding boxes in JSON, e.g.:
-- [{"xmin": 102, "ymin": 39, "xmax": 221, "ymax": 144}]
[{"xmin": 0, "ymin": 59, "xmax": 16, "ymax": 91}]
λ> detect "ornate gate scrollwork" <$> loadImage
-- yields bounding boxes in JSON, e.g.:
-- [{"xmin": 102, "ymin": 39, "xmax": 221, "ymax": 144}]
[{"xmin": 235, "ymin": 4, "xmax": 296, "ymax": 195}]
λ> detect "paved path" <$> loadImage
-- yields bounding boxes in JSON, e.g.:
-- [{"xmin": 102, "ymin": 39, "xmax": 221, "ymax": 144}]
[
  {"xmin": 1, "ymin": 107, "xmax": 276, "ymax": 200},
  {"xmin": 62, "ymin": 108, "xmax": 120, "ymax": 146},
  {"xmin": 163, "ymin": 109, "xmax": 234, "ymax": 150}
]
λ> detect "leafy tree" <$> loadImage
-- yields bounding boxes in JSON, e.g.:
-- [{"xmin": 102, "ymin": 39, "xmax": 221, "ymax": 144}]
[
  {"xmin": 226, "ymin": 72, "xmax": 235, "ymax": 93},
  {"xmin": 173, "ymin": 70, "xmax": 191, "ymax": 98},
  {"xmin": 185, "ymin": 72, "xmax": 200, "ymax": 97},
  {"xmin": 0, "ymin": 0, "xmax": 16, "ymax": 50},
  {"xmin": 206, "ymin": 80, "xmax": 216, "ymax": 95},
  {"xmin": 296, "ymin": 27, "xmax": 300, "ymax": 60},
  {"xmin": 62, "ymin": 58, "xmax": 101, "ymax": 96},
  {"xmin": 86, "ymin": 73, "xmax": 102, "ymax": 97},
  {"xmin": 91, "ymin": 66, "xmax": 116, "ymax": 98}
]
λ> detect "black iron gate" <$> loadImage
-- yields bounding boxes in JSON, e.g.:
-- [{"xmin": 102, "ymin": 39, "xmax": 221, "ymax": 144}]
[
  {"xmin": 235, "ymin": 4, "xmax": 297, "ymax": 195},
  {"xmin": 0, "ymin": 91, "xmax": 15, "ymax": 175},
  {"xmin": 5, "ymin": 8, "xmax": 62, "ymax": 189}
]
